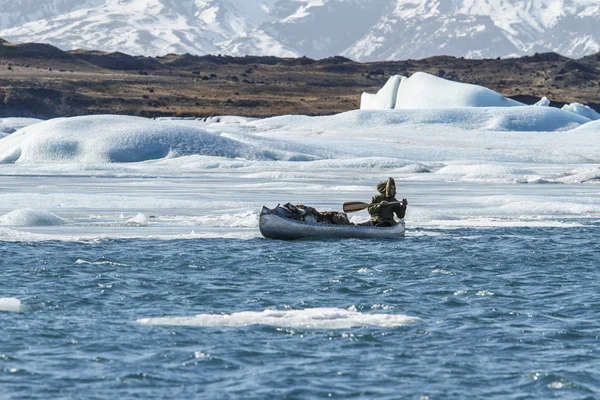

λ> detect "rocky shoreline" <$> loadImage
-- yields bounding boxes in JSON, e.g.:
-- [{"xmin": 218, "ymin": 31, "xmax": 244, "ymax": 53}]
[{"xmin": 1, "ymin": 39, "xmax": 599, "ymax": 119}]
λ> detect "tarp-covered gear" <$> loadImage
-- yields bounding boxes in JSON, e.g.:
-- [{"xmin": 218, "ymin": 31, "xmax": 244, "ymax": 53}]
[
  {"xmin": 276, "ymin": 203, "xmax": 351, "ymax": 225},
  {"xmin": 368, "ymin": 177, "xmax": 406, "ymax": 226}
]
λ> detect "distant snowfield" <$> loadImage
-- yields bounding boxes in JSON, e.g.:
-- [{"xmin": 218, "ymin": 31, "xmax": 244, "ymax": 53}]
[{"xmin": 1, "ymin": 73, "xmax": 600, "ymax": 241}]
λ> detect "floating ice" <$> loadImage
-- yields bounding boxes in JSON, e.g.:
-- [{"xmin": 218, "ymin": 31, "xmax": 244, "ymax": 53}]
[
  {"xmin": 1, "ymin": 70, "xmax": 600, "ymax": 239},
  {"xmin": 0, "ymin": 298, "xmax": 24, "ymax": 312},
  {"xmin": 0, "ymin": 209, "xmax": 65, "ymax": 226},
  {"xmin": 138, "ymin": 307, "xmax": 421, "ymax": 329}
]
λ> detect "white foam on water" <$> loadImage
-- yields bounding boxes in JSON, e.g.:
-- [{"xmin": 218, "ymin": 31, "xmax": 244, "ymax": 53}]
[
  {"xmin": 75, "ymin": 259, "xmax": 129, "ymax": 267},
  {"xmin": 138, "ymin": 307, "xmax": 422, "ymax": 329},
  {"xmin": 0, "ymin": 298, "xmax": 25, "ymax": 312}
]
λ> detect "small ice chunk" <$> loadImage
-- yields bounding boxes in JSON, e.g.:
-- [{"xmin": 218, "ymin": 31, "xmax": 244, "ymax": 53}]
[
  {"xmin": 0, "ymin": 298, "xmax": 24, "ymax": 312},
  {"xmin": 533, "ymin": 97, "xmax": 551, "ymax": 107},
  {"xmin": 125, "ymin": 213, "xmax": 149, "ymax": 226}
]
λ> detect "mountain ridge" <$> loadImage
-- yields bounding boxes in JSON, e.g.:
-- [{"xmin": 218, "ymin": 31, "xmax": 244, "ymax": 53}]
[{"xmin": 1, "ymin": 37, "xmax": 599, "ymax": 119}]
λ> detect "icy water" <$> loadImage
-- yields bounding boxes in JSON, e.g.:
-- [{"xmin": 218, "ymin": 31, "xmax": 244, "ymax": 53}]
[{"xmin": 2, "ymin": 227, "xmax": 600, "ymax": 399}]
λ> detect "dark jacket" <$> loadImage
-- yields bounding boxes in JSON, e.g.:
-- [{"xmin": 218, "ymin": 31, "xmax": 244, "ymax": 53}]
[{"xmin": 368, "ymin": 194, "xmax": 406, "ymax": 224}]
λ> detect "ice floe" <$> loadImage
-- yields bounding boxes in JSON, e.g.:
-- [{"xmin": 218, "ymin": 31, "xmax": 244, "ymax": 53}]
[{"xmin": 138, "ymin": 307, "xmax": 421, "ymax": 329}]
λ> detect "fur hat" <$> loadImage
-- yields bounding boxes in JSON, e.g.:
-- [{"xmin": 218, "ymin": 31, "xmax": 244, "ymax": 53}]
[{"xmin": 376, "ymin": 177, "xmax": 396, "ymax": 197}]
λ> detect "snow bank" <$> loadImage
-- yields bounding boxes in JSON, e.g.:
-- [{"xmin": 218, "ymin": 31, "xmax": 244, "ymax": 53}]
[
  {"xmin": 360, "ymin": 75, "xmax": 403, "ymax": 110},
  {"xmin": 0, "ymin": 115, "xmax": 307, "ymax": 163},
  {"xmin": 138, "ymin": 307, "xmax": 421, "ymax": 329},
  {"xmin": 394, "ymin": 72, "xmax": 524, "ymax": 109},
  {"xmin": 0, "ymin": 209, "xmax": 65, "ymax": 226},
  {"xmin": 157, "ymin": 115, "xmax": 258, "ymax": 126},
  {"xmin": 561, "ymin": 103, "xmax": 600, "ymax": 121}
]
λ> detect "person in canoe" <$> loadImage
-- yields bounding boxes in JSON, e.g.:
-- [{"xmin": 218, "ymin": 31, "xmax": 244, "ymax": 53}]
[{"xmin": 367, "ymin": 177, "xmax": 408, "ymax": 227}]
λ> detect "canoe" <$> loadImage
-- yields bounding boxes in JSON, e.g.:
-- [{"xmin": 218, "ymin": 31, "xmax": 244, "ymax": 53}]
[{"xmin": 259, "ymin": 206, "xmax": 405, "ymax": 240}]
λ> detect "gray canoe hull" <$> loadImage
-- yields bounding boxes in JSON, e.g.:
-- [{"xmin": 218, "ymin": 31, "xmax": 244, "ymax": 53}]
[{"xmin": 259, "ymin": 206, "xmax": 405, "ymax": 240}]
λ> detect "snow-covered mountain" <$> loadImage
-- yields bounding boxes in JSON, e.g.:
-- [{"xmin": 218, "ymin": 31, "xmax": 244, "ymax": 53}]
[
  {"xmin": 0, "ymin": 0, "xmax": 104, "ymax": 30},
  {"xmin": 1, "ymin": 0, "xmax": 599, "ymax": 61}
]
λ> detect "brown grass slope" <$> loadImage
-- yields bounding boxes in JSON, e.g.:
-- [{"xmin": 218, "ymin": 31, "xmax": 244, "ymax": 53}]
[{"xmin": 0, "ymin": 39, "xmax": 599, "ymax": 119}]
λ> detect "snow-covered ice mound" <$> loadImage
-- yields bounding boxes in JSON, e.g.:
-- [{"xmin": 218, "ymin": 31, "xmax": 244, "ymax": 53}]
[
  {"xmin": 0, "ymin": 115, "xmax": 307, "ymax": 163},
  {"xmin": 254, "ymin": 106, "xmax": 588, "ymax": 133},
  {"xmin": 561, "ymin": 103, "xmax": 600, "ymax": 121},
  {"xmin": 138, "ymin": 307, "xmax": 421, "ymax": 329},
  {"xmin": 571, "ymin": 119, "xmax": 600, "ymax": 133},
  {"xmin": 0, "ymin": 209, "xmax": 65, "ymax": 226},
  {"xmin": 0, "ymin": 117, "xmax": 43, "ymax": 138}
]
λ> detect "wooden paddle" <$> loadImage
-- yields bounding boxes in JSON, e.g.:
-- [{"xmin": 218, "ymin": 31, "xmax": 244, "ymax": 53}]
[{"xmin": 343, "ymin": 201, "xmax": 400, "ymax": 213}]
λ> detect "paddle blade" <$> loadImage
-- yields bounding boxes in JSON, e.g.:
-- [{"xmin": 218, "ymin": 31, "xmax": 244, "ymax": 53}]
[{"xmin": 343, "ymin": 201, "xmax": 370, "ymax": 213}]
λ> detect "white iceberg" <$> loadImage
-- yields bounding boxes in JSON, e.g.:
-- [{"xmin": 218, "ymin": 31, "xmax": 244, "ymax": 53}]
[
  {"xmin": 394, "ymin": 72, "xmax": 524, "ymax": 109},
  {"xmin": 360, "ymin": 75, "xmax": 403, "ymax": 110},
  {"xmin": 361, "ymin": 72, "xmax": 523, "ymax": 110}
]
